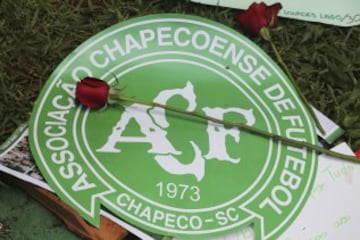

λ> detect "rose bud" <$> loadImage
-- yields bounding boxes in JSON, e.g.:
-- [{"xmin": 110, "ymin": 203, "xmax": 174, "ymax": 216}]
[
  {"xmin": 236, "ymin": 2, "xmax": 282, "ymax": 34},
  {"xmin": 75, "ymin": 77, "xmax": 110, "ymax": 108}
]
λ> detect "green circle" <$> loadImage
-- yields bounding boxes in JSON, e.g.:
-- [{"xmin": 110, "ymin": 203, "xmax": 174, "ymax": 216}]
[{"xmin": 29, "ymin": 14, "xmax": 318, "ymax": 239}]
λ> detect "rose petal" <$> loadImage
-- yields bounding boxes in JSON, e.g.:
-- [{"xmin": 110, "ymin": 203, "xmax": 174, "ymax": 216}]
[
  {"xmin": 236, "ymin": 2, "xmax": 282, "ymax": 34},
  {"xmin": 75, "ymin": 77, "xmax": 110, "ymax": 108}
]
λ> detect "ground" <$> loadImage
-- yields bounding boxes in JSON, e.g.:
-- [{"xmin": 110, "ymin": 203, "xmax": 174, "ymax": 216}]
[{"xmin": 0, "ymin": 0, "xmax": 359, "ymax": 239}]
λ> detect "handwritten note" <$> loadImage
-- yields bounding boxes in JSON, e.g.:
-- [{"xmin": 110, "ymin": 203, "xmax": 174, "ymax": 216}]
[
  {"xmin": 280, "ymin": 143, "xmax": 360, "ymax": 239},
  {"xmin": 197, "ymin": 143, "xmax": 360, "ymax": 240},
  {"xmin": 191, "ymin": 0, "xmax": 360, "ymax": 26}
]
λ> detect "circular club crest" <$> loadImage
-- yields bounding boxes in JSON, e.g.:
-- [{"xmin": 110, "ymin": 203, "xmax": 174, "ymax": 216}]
[{"xmin": 29, "ymin": 14, "xmax": 318, "ymax": 239}]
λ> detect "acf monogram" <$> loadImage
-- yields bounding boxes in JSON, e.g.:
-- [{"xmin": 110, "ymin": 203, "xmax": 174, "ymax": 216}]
[
  {"xmin": 29, "ymin": 14, "xmax": 318, "ymax": 239},
  {"xmin": 97, "ymin": 81, "xmax": 256, "ymax": 182}
]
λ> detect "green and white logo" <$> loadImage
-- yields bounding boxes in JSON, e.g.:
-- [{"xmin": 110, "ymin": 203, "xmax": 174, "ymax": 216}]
[{"xmin": 29, "ymin": 14, "xmax": 318, "ymax": 239}]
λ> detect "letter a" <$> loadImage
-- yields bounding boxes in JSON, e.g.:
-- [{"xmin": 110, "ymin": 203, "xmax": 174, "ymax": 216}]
[{"xmin": 97, "ymin": 104, "xmax": 180, "ymax": 155}]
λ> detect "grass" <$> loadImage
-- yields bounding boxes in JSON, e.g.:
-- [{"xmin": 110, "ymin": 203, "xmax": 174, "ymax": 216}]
[
  {"xmin": 0, "ymin": 1, "xmax": 359, "ymax": 239},
  {"xmin": 0, "ymin": 0, "xmax": 359, "ymax": 149}
]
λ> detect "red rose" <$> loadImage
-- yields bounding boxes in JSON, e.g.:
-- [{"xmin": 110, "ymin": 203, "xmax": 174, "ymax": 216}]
[
  {"xmin": 356, "ymin": 149, "xmax": 360, "ymax": 158},
  {"xmin": 236, "ymin": 2, "xmax": 282, "ymax": 34},
  {"xmin": 75, "ymin": 77, "xmax": 110, "ymax": 108}
]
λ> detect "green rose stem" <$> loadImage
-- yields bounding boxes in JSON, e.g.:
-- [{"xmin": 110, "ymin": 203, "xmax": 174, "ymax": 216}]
[
  {"xmin": 260, "ymin": 28, "xmax": 326, "ymax": 135},
  {"xmin": 109, "ymin": 92, "xmax": 360, "ymax": 163},
  {"xmin": 270, "ymin": 41, "xmax": 326, "ymax": 135}
]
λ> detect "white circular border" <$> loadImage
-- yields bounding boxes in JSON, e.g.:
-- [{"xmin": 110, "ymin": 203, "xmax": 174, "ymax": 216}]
[
  {"xmin": 76, "ymin": 55, "xmax": 277, "ymax": 212},
  {"xmin": 31, "ymin": 17, "xmax": 318, "ymax": 238}
]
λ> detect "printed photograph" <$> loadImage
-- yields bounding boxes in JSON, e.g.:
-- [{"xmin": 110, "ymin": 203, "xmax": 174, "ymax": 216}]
[{"xmin": 0, "ymin": 135, "xmax": 44, "ymax": 181}]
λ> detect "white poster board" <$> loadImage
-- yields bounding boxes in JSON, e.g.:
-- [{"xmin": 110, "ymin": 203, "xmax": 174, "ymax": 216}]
[{"xmin": 191, "ymin": 0, "xmax": 360, "ymax": 26}]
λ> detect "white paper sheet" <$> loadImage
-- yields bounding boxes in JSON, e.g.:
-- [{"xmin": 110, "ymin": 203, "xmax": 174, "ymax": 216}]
[
  {"xmin": 191, "ymin": 0, "xmax": 360, "ymax": 26},
  {"xmin": 202, "ymin": 143, "xmax": 359, "ymax": 240}
]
